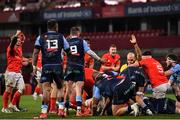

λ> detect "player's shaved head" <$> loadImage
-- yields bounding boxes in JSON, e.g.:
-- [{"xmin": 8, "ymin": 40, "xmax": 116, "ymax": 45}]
[
  {"xmin": 127, "ymin": 52, "xmax": 136, "ymax": 65},
  {"xmin": 47, "ymin": 19, "xmax": 58, "ymax": 31},
  {"xmin": 127, "ymin": 52, "xmax": 135, "ymax": 59}
]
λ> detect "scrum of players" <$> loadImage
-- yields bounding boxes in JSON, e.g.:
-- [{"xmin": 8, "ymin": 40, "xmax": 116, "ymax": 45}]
[{"xmin": 1, "ymin": 19, "xmax": 180, "ymax": 119}]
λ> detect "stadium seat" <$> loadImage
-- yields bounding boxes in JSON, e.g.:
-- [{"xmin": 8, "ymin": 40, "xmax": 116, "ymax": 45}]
[
  {"xmin": 172, "ymin": 48, "xmax": 180, "ymax": 55},
  {"xmin": 152, "ymin": 48, "xmax": 170, "ymax": 56}
]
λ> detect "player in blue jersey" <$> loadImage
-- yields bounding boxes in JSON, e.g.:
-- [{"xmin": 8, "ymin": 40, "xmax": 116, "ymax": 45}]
[
  {"xmin": 164, "ymin": 54, "xmax": 180, "ymax": 101},
  {"xmin": 143, "ymin": 96, "xmax": 180, "ymax": 114},
  {"xmin": 92, "ymin": 66, "xmax": 153, "ymax": 116},
  {"xmin": 60, "ymin": 27, "xmax": 105, "ymax": 117},
  {"xmin": 92, "ymin": 71, "xmax": 121, "ymax": 116},
  {"xmin": 32, "ymin": 19, "xmax": 70, "ymax": 119}
]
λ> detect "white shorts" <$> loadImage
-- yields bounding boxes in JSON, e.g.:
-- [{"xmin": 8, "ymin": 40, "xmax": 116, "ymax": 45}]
[
  {"xmin": 5, "ymin": 71, "xmax": 25, "ymax": 93},
  {"xmin": 152, "ymin": 83, "xmax": 170, "ymax": 99},
  {"xmin": 85, "ymin": 98, "xmax": 92, "ymax": 107},
  {"xmin": 36, "ymin": 70, "xmax": 42, "ymax": 80}
]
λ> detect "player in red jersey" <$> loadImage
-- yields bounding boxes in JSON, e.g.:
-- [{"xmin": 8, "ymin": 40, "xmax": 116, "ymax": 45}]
[
  {"xmin": 100, "ymin": 44, "xmax": 121, "ymax": 75},
  {"xmin": 84, "ymin": 68, "xmax": 95, "ymax": 98},
  {"xmin": 2, "ymin": 30, "xmax": 26, "ymax": 113},
  {"xmin": 84, "ymin": 54, "xmax": 94, "ymax": 68},
  {"xmin": 130, "ymin": 34, "xmax": 169, "ymax": 99}
]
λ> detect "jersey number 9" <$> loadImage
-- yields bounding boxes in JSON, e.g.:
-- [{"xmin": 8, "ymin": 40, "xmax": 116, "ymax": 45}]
[{"xmin": 70, "ymin": 45, "xmax": 78, "ymax": 54}]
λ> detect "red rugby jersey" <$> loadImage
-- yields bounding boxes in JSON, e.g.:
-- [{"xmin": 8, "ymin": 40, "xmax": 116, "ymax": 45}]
[
  {"xmin": 140, "ymin": 57, "xmax": 168, "ymax": 88},
  {"xmin": 84, "ymin": 68, "xmax": 95, "ymax": 97},
  {"xmin": 100, "ymin": 53, "xmax": 120, "ymax": 72},
  {"xmin": 6, "ymin": 46, "xmax": 23, "ymax": 73},
  {"xmin": 84, "ymin": 53, "xmax": 94, "ymax": 68}
]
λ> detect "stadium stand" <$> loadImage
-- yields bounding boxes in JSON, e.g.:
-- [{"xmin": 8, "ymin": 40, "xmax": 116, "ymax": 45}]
[
  {"xmin": 0, "ymin": 0, "xmax": 176, "ymax": 12},
  {"xmin": 0, "ymin": 29, "xmax": 178, "ymax": 52},
  {"xmin": 0, "ymin": 0, "xmax": 180, "ymax": 90}
]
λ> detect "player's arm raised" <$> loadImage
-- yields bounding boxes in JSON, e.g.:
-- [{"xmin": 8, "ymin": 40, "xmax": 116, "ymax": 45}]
[{"xmin": 130, "ymin": 34, "xmax": 142, "ymax": 61}]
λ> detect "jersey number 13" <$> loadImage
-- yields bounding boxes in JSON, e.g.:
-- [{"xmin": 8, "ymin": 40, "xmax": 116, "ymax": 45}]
[{"xmin": 47, "ymin": 39, "xmax": 58, "ymax": 49}]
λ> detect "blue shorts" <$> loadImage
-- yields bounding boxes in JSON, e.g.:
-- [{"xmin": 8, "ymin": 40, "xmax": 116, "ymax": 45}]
[
  {"xmin": 93, "ymin": 85, "xmax": 101, "ymax": 99},
  {"xmin": 64, "ymin": 65, "xmax": 84, "ymax": 82},
  {"xmin": 41, "ymin": 64, "xmax": 63, "ymax": 89},
  {"xmin": 145, "ymin": 97, "xmax": 176, "ymax": 114},
  {"xmin": 112, "ymin": 81, "xmax": 134, "ymax": 105}
]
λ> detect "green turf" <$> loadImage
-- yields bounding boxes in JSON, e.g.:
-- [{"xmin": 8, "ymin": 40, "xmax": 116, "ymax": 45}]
[{"xmin": 0, "ymin": 94, "xmax": 180, "ymax": 119}]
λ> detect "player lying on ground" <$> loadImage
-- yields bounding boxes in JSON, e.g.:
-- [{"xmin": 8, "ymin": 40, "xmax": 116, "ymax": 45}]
[
  {"xmin": 91, "ymin": 66, "xmax": 153, "ymax": 116},
  {"xmin": 143, "ymin": 96, "xmax": 180, "ymax": 114}
]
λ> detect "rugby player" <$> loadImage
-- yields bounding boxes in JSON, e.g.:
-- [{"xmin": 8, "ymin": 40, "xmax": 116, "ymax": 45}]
[
  {"xmin": 32, "ymin": 19, "xmax": 70, "ymax": 119},
  {"xmin": 143, "ymin": 96, "xmax": 180, "ymax": 114},
  {"xmin": 32, "ymin": 51, "xmax": 42, "ymax": 100},
  {"xmin": 62, "ymin": 26, "xmax": 105, "ymax": 117},
  {"xmin": 92, "ymin": 66, "xmax": 153, "ymax": 116},
  {"xmin": 164, "ymin": 54, "xmax": 180, "ymax": 101},
  {"xmin": 100, "ymin": 44, "xmax": 121, "ymax": 75},
  {"xmin": 130, "ymin": 34, "xmax": 169, "ymax": 99},
  {"xmin": 2, "ymin": 30, "xmax": 26, "ymax": 113},
  {"xmin": 120, "ymin": 52, "xmax": 136, "ymax": 73}
]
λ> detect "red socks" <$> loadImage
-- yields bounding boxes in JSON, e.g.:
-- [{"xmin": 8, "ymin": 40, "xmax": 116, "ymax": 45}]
[
  {"xmin": 3, "ymin": 91, "xmax": 10, "ymax": 108},
  {"xmin": 35, "ymin": 86, "xmax": 41, "ymax": 94},
  {"xmin": 50, "ymin": 98, "xmax": 56, "ymax": 110},
  {"xmin": 12, "ymin": 91, "xmax": 21, "ymax": 105}
]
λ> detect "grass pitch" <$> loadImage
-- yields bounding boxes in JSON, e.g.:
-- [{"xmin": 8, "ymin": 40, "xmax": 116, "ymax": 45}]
[{"xmin": 0, "ymin": 94, "xmax": 180, "ymax": 119}]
